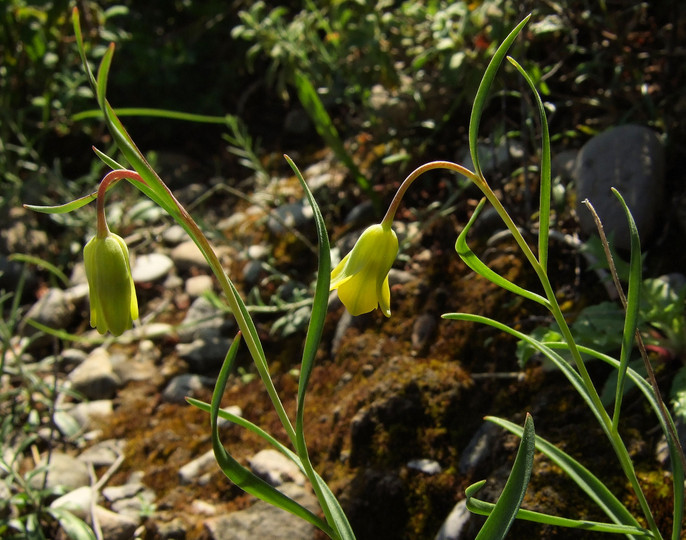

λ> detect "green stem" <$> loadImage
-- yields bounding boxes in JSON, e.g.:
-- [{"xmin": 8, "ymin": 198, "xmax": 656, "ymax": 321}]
[
  {"xmin": 110, "ymin": 169, "xmax": 298, "ymax": 446},
  {"xmin": 381, "ymin": 161, "xmax": 662, "ymax": 538},
  {"xmin": 381, "ymin": 161, "xmax": 481, "ymax": 228},
  {"xmin": 171, "ymin": 186, "xmax": 298, "ymax": 446},
  {"xmin": 466, "ymin": 171, "xmax": 662, "ymax": 539}
]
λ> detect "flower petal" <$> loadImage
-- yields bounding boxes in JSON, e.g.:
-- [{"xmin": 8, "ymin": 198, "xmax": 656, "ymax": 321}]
[
  {"xmin": 337, "ymin": 269, "xmax": 379, "ymax": 316},
  {"xmin": 378, "ymin": 274, "xmax": 392, "ymax": 317}
]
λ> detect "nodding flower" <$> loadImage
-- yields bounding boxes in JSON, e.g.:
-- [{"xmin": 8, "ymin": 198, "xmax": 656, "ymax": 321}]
[
  {"xmin": 83, "ymin": 231, "xmax": 139, "ymax": 336},
  {"xmin": 330, "ymin": 223, "xmax": 398, "ymax": 317}
]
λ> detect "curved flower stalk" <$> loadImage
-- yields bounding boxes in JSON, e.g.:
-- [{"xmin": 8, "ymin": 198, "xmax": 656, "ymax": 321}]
[
  {"xmin": 330, "ymin": 223, "xmax": 398, "ymax": 317},
  {"xmin": 332, "ymin": 160, "xmax": 479, "ymax": 318},
  {"xmin": 83, "ymin": 170, "xmax": 142, "ymax": 336}
]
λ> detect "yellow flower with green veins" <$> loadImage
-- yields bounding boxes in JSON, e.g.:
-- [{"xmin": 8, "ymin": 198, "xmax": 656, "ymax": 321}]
[
  {"xmin": 330, "ymin": 223, "xmax": 398, "ymax": 317},
  {"xmin": 83, "ymin": 231, "xmax": 139, "ymax": 336}
]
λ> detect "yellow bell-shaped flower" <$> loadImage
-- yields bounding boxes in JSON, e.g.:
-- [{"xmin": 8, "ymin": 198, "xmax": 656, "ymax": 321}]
[
  {"xmin": 330, "ymin": 223, "xmax": 398, "ymax": 317},
  {"xmin": 83, "ymin": 231, "xmax": 139, "ymax": 336}
]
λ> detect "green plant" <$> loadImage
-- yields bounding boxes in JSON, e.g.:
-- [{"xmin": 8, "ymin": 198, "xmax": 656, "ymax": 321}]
[
  {"xmin": 0, "ymin": 1, "xmax": 130, "ymax": 212},
  {"xmin": 27, "ymin": 8, "xmax": 685, "ymax": 540},
  {"xmin": 0, "ymin": 260, "xmax": 95, "ymax": 539}
]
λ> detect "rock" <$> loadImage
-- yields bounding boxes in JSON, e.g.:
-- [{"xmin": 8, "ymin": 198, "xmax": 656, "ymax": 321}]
[
  {"xmin": 21, "ymin": 287, "xmax": 74, "ymax": 339},
  {"xmin": 162, "ymin": 224, "xmax": 188, "ymax": 246},
  {"xmin": 330, "ymin": 306, "xmax": 353, "ymax": 356},
  {"xmin": 267, "ymin": 201, "xmax": 313, "ymax": 234},
  {"xmin": 242, "ymin": 259, "xmax": 263, "ymax": 287},
  {"xmin": 303, "ymin": 156, "xmax": 345, "ymax": 192},
  {"xmin": 191, "ymin": 499, "xmax": 217, "ymax": 516},
  {"xmin": 203, "ymin": 482, "xmax": 318, "ymax": 540},
  {"xmin": 343, "ymin": 201, "xmax": 375, "ymax": 227},
  {"xmin": 574, "ymin": 124, "xmax": 665, "ymax": 250},
  {"xmin": 176, "ymin": 337, "xmax": 234, "ymax": 372},
  {"xmin": 161, "ymin": 374, "xmax": 214, "ymax": 404},
  {"xmin": 78, "ymin": 439, "xmax": 124, "ymax": 467},
  {"xmin": 0, "ymin": 254, "xmax": 36, "ymax": 295},
  {"xmin": 171, "ymin": 240, "xmax": 211, "ymax": 271},
  {"xmin": 249, "ymin": 449, "xmax": 306, "ymax": 487},
  {"xmin": 103, "ymin": 481, "xmax": 156, "ymax": 518},
  {"xmin": 185, "ymin": 274, "xmax": 214, "ymax": 297},
  {"xmin": 551, "ymin": 149, "xmax": 578, "ymax": 184},
  {"xmin": 434, "ymin": 499, "xmax": 472, "ymax": 540},
  {"xmin": 131, "ymin": 252, "xmax": 174, "ymax": 283},
  {"xmin": 59, "ymin": 347, "xmax": 88, "ymax": 368},
  {"xmin": 178, "ymin": 449, "xmax": 217, "ymax": 485},
  {"xmin": 64, "ymin": 282, "xmax": 89, "ymax": 306},
  {"xmin": 29, "ymin": 452, "xmax": 90, "ymax": 491},
  {"xmin": 247, "ymin": 244, "xmax": 270, "ymax": 260},
  {"xmin": 68, "ymin": 348, "xmax": 120, "ymax": 400},
  {"xmin": 407, "ymin": 458, "xmax": 442, "ymax": 475},
  {"xmin": 92, "ymin": 505, "xmax": 139, "ymax": 540},
  {"xmin": 67, "ymin": 399, "xmax": 114, "ymax": 431},
  {"xmin": 459, "ymin": 422, "xmax": 501, "ymax": 475},
  {"xmin": 156, "ymin": 518, "xmax": 187, "ymax": 539},
  {"xmin": 177, "ymin": 296, "xmax": 228, "ymax": 343},
  {"xmin": 50, "ymin": 486, "xmax": 94, "ymax": 519},
  {"xmin": 460, "ymin": 138, "xmax": 525, "ymax": 176},
  {"xmin": 412, "ymin": 313, "xmax": 438, "ymax": 352},
  {"xmin": 111, "ymin": 340, "xmax": 160, "ymax": 384},
  {"xmin": 1, "ymin": 207, "xmax": 48, "ymax": 254}
]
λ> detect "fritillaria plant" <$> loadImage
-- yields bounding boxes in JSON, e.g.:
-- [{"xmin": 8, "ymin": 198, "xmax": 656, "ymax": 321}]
[{"xmin": 26, "ymin": 9, "xmax": 684, "ymax": 540}]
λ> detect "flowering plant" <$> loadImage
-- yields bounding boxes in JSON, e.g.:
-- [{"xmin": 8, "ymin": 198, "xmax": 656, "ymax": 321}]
[{"xmin": 26, "ymin": 9, "xmax": 684, "ymax": 540}]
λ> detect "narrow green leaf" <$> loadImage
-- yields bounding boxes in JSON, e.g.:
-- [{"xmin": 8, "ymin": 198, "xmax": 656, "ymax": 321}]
[
  {"xmin": 207, "ymin": 334, "xmax": 334, "ymax": 537},
  {"xmin": 24, "ymin": 192, "xmax": 96, "ymax": 214},
  {"xmin": 465, "ymin": 481, "xmax": 650, "ymax": 536},
  {"xmin": 443, "ymin": 313, "xmax": 609, "ymax": 433},
  {"xmin": 71, "ymin": 8, "xmax": 96, "ymax": 90},
  {"xmin": 487, "ymin": 416, "xmax": 643, "ymax": 533},
  {"xmin": 8, "ymin": 254, "xmax": 70, "ymax": 287},
  {"xmin": 189, "ymin": 396, "xmax": 353, "ymax": 540},
  {"xmin": 507, "ymin": 57, "xmax": 552, "ymax": 271},
  {"xmin": 456, "ymin": 199, "xmax": 550, "ymax": 308},
  {"xmin": 73, "ymin": 107, "xmax": 227, "ymax": 124},
  {"xmin": 550, "ymin": 343, "xmax": 684, "ymax": 540},
  {"xmin": 96, "ymin": 43, "xmax": 115, "ymax": 109},
  {"xmin": 611, "ymin": 188, "xmax": 642, "ymax": 430},
  {"xmin": 471, "ymin": 413, "xmax": 535, "ymax": 540},
  {"xmin": 45, "ymin": 508, "xmax": 96, "ymax": 540},
  {"xmin": 25, "ymin": 319, "xmax": 104, "ymax": 345},
  {"xmin": 469, "ymin": 15, "xmax": 531, "ymax": 178},
  {"xmin": 293, "ymin": 71, "xmax": 370, "ymax": 195},
  {"xmin": 92, "ymin": 146, "xmax": 125, "ymax": 170},
  {"xmin": 284, "ymin": 156, "xmax": 331, "ymax": 412},
  {"xmin": 285, "ymin": 155, "xmax": 356, "ymax": 540}
]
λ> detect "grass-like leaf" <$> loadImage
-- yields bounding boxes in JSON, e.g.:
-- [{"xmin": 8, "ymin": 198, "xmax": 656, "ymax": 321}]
[
  {"xmin": 293, "ymin": 71, "xmax": 370, "ymax": 196},
  {"xmin": 92, "ymin": 146, "xmax": 125, "ymax": 170},
  {"xmin": 610, "ymin": 188, "xmax": 642, "ymax": 431},
  {"xmin": 506, "ymin": 57, "xmax": 551, "ymax": 271},
  {"xmin": 96, "ymin": 43, "xmax": 115, "ymax": 110},
  {"xmin": 468, "ymin": 413, "xmax": 535, "ymax": 539},
  {"xmin": 285, "ymin": 155, "xmax": 355, "ymax": 539},
  {"xmin": 45, "ymin": 508, "xmax": 96, "ymax": 540},
  {"xmin": 468, "ymin": 15, "xmax": 531, "ymax": 179},
  {"xmin": 203, "ymin": 333, "xmax": 334, "ymax": 537},
  {"xmin": 8, "ymin": 254, "xmax": 70, "ymax": 287},
  {"xmin": 443, "ymin": 313, "xmax": 610, "ymax": 433},
  {"xmin": 549, "ymin": 343, "xmax": 684, "ymax": 540},
  {"xmin": 486, "ymin": 416, "xmax": 643, "ymax": 534},
  {"xmin": 456, "ymin": 199, "xmax": 550, "ymax": 308},
  {"xmin": 465, "ymin": 480, "xmax": 650, "ymax": 536},
  {"xmin": 73, "ymin": 107, "xmax": 227, "ymax": 124}
]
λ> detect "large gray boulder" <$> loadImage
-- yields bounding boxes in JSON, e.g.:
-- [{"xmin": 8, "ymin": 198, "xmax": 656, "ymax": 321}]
[{"xmin": 574, "ymin": 124, "xmax": 665, "ymax": 250}]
